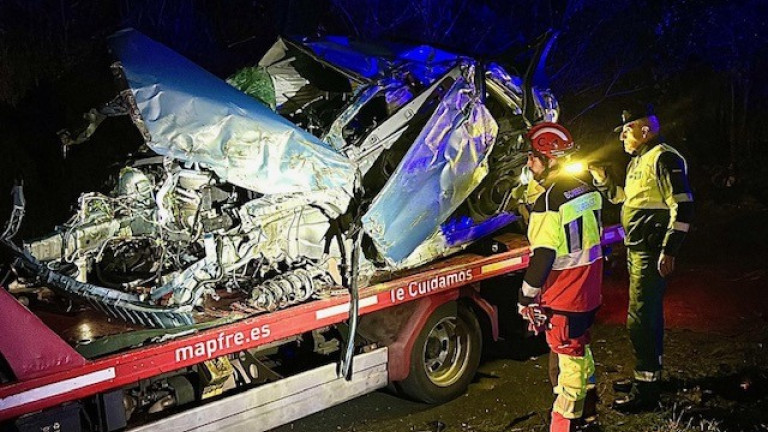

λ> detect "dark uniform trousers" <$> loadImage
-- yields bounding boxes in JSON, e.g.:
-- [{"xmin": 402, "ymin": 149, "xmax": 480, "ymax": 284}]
[{"xmin": 627, "ymin": 249, "xmax": 665, "ymax": 380}]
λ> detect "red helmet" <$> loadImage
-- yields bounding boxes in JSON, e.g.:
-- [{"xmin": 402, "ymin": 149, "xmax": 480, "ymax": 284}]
[{"xmin": 526, "ymin": 122, "xmax": 576, "ymax": 159}]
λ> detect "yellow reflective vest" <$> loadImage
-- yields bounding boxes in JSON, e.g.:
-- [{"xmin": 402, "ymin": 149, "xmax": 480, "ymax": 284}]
[
  {"xmin": 622, "ymin": 144, "xmax": 688, "ymax": 210},
  {"xmin": 597, "ymin": 139, "xmax": 694, "ymax": 255},
  {"xmin": 523, "ymin": 171, "xmax": 604, "ymax": 312}
]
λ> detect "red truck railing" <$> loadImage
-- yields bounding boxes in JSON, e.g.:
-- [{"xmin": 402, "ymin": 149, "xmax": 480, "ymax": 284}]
[{"xmin": 0, "ymin": 224, "xmax": 624, "ymax": 421}]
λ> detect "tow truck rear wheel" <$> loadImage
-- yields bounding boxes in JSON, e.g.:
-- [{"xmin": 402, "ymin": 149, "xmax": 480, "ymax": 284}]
[{"xmin": 397, "ymin": 302, "xmax": 482, "ymax": 404}]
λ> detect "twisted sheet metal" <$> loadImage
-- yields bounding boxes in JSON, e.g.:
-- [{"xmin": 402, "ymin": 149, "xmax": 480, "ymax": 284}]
[
  {"xmin": 361, "ymin": 66, "xmax": 498, "ymax": 264},
  {"xmin": 14, "ymin": 253, "xmax": 195, "ymax": 329},
  {"xmin": 109, "ymin": 29, "xmax": 356, "ymax": 210}
]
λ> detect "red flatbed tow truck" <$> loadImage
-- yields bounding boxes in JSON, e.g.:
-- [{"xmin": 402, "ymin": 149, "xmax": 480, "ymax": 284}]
[{"xmin": 0, "ymin": 225, "xmax": 623, "ymax": 432}]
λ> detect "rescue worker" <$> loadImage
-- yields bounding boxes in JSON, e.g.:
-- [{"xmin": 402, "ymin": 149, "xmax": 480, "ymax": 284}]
[
  {"xmin": 517, "ymin": 123, "xmax": 603, "ymax": 432},
  {"xmin": 589, "ymin": 104, "xmax": 694, "ymax": 412}
]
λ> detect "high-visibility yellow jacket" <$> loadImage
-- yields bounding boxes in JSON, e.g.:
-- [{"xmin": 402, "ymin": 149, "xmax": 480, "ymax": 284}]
[
  {"xmin": 521, "ymin": 170, "xmax": 604, "ymax": 313},
  {"xmin": 596, "ymin": 138, "xmax": 694, "ymax": 256}
]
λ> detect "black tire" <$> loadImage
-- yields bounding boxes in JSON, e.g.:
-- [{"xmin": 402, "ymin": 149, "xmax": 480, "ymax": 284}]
[{"xmin": 396, "ymin": 302, "xmax": 482, "ymax": 404}]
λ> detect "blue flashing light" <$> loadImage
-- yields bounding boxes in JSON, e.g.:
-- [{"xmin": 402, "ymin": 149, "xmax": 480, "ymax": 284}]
[
  {"xmin": 302, "ymin": 36, "xmax": 460, "ymax": 82},
  {"xmin": 305, "ymin": 40, "xmax": 382, "ymax": 78},
  {"xmin": 441, "ymin": 212, "xmax": 519, "ymax": 246},
  {"xmin": 397, "ymin": 45, "xmax": 459, "ymax": 64}
]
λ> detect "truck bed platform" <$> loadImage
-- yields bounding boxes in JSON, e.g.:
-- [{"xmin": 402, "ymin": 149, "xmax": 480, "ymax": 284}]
[{"xmin": 0, "ymin": 225, "xmax": 624, "ymax": 422}]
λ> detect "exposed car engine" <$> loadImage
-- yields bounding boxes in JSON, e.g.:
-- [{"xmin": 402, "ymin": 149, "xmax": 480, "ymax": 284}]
[{"xmin": 2, "ymin": 29, "xmax": 559, "ymax": 328}]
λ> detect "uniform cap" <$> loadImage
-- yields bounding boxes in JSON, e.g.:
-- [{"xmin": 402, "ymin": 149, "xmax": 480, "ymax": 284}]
[{"xmin": 614, "ymin": 103, "xmax": 656, "ymax": 132}]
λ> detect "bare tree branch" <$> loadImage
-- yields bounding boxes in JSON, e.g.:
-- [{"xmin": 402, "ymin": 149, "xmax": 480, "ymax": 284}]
[{"xmin": 331, "ymin": 0, "xmax": 361, "ymax": 38}]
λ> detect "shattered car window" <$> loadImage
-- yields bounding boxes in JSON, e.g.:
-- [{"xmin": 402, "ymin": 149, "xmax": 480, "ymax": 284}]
[{"xmin": 2, "ymin": 29, "xmax": 558, "ymax": 329}]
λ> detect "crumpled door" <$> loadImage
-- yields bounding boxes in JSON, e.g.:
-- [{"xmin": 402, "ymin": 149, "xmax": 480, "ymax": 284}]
[{"xmin": 362, "ymin": 64, "xmax": 498, "ymax": 265}]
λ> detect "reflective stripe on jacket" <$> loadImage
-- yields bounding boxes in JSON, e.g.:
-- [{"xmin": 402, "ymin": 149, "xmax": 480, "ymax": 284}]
[
  {"xmin": 597, "ymin": 139, "xmax": 694, "ymax": 255},
  {"xmin": 623, "ymin": 143, "xmax": 690, "ymax": 209},
  {"xmin": 524, "ymin": 171, "xmax": 604, "ymax": 312}
]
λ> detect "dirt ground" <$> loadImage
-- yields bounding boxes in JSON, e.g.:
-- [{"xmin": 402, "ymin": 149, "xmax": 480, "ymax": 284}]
[{"xmin": 272, "ymin": 203, "xmax": 768, "ymax": 432}]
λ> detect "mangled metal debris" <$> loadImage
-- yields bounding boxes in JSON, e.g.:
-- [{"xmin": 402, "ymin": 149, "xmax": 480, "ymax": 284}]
[{"xmin": 2, "ymin": 29, "xmax": 559, "ymax": 328}]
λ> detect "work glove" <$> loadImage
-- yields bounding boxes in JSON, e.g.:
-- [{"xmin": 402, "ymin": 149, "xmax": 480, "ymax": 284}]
[{"xmin": 517, "ymin": 301, "xmax": 549, "ymax": 335}]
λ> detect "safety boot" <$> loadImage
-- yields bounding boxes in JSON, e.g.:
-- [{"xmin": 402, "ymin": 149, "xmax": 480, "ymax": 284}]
[
  {"xmin": 611, "ymin": 377, "xmax": 633, "ymax": 393},
  {"xmin": 612, "ymin": 382, "xmax": 659, "ymax": 413},
  {"xmin": 551, "ymin": 387, "xmax": 601, "ymax": 432}
]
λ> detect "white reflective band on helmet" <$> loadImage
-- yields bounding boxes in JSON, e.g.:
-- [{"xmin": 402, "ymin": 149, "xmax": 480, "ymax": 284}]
[
  {"xmin": 672, "ymin": 193, "xmax": 694, "ymax": 203},
  {"xmin": 634, "ymin": 370, "xmax": 662, "ymax": 382},
  {"xmin": 521, "ymin": 280, "xmax": 542, "ymax": 298},
  {"xmin": 673, "ymin": 221, "xmax": 690, "ymax": 232},
  {"xmin": 531, "ymin": 125, "xmax": 570, "ymax": 142}
]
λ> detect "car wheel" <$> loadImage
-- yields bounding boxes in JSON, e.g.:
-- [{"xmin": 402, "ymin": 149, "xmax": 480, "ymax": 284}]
[{"xmin": 397, "ymin": 302, "xmax": 482, "ymax": 404}]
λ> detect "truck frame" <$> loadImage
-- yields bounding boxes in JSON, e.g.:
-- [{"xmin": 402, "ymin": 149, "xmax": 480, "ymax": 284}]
[{"xmin": 0, "ymin": 225, "xmax": 624, "ymax": 432}]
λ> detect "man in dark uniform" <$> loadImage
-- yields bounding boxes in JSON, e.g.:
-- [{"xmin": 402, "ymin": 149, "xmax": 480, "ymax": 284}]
[
  {"xmin": 518, "ymin": 123, "xmax": 603, "ymax": 431},
  {"xmin": 589, "ymin": 104, "xmax": 694, "ymax": 412}
]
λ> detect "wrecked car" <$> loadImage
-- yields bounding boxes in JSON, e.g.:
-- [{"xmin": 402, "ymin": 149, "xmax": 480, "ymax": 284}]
[{"xmin": 2, "ymin": 29, "xmax": 558, "ymax": 329}]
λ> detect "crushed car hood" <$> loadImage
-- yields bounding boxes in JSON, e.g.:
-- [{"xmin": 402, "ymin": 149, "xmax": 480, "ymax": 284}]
[{"xmin": 110, "ymin": 29, "xmax": 357, "ymax": 206}]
